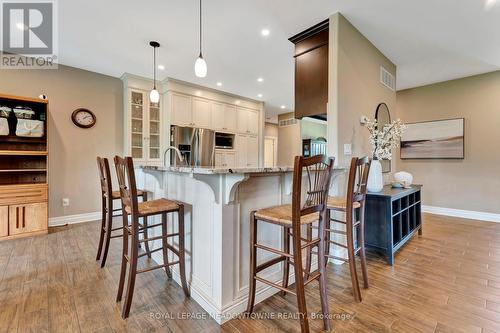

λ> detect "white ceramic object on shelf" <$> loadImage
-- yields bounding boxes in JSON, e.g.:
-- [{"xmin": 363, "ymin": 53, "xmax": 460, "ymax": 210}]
[
  {"xmin": 367, "ymin": 159, "xmax": 384, "ymax": 192},
  {"xmin": 394, "ymin": 171, "xmax": 413, "ymax": 188}
]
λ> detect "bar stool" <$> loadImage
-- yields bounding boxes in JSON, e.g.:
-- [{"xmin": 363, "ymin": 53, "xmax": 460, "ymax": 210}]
[
  {"xmin": 114, "ymin": 156, "xmax": 190, "ymax": 319},
  {"xmin": 95, "ymin": 157, "xmax": 150, "ymax": 268},
  {"xmin": 324, "ymin": 156, "xmax": 371, "ymax": 302},
  {"xmin": 246, "ymin": 155, "xmax": 335, "ymax": 333}
]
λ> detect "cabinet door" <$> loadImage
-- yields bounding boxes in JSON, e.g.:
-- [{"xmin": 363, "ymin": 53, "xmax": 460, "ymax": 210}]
[
  {"xmin": 246, "ymin": 135, "xmax": 259, "ymax": 167},
  {"xmin": 171, "ymin": 93, "xmax": 192, "ymax": 126},
  {"xmin": 214, "ymin": 152, "xmax": 224, "ymax": 167},
  {"xmin": 211, "ymin": 103, "xmax": 225, "ymax": 131},
  {"xmin": 148, "ymin": 99, "xmax": 161, "ymax": 161},
  {"xmin": 247, "ymin": 110, "xmax": 259, "ymax": 135},
  {"xmin": 192, "ymin": 98, "xmax": 212, "ymax": 128},
  {"xmin": 237, "ymin": 108, "xmax": 248, "ymax": 133},
  {"xmin": 0, "ymin": 206, "xmax": 7, "ymax": 237},
  {"xmin": 236, "ymin": 135, "xmax": 247, "ymax": 167},
  {"xmin": 225, "ymin": 152, "xmax": 236, "ymax": 168},
  {"xmin": 9, "ymin": 203, "xmax": 47, "ymax": 235},
  {"xmin": 130, "ymin": 91, "xmax": 145, "ymax": 160},
  {"xmin": 224, "ymin": 105, "xmax": 237, "ymax": 132}
]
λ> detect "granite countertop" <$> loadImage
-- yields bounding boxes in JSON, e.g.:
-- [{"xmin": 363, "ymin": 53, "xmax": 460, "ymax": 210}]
[{"xmin": 142, "ymin": 165, "xmax": 346, "ymax": 175}]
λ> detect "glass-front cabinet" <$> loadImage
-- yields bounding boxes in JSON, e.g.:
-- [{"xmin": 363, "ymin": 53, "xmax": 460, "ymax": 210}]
[{"xmin": 126, "ymin": 89, "xmax": 162, "ymax": 165}]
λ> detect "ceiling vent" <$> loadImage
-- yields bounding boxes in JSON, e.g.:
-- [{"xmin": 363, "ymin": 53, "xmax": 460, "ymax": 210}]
[
  {"xmin": 278, "ymin": 117, "xmax": 298, "ymax": 127},
  {"xmin": 380, "ymin": 66, "xmax": 396, "ymax": 91}
]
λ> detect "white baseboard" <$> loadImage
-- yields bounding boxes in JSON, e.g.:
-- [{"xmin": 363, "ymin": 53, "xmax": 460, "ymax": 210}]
[
  {"xmin": 422, "ymin": 205, "xmax": 500, "ymax": 223},
  {"xmin": 49, "ymin": 211, "xmax": 101, "ymax": 227}
]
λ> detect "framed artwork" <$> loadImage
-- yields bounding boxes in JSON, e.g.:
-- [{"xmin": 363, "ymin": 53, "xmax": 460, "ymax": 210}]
[{"xmin": 400, "ymin": 118, "xmax": 464, "ymax": 159}]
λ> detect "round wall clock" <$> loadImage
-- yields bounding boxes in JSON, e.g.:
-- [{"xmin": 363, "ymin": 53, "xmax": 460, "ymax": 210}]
[{"xmin": 71, "ymin": 108, "xmax": 96, "ymax": 128}]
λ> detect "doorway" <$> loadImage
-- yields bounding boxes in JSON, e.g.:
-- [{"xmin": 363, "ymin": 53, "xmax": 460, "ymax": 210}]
[{"xmin": 264, "ymin": 137, "xmax": 277, "ymax": 167}]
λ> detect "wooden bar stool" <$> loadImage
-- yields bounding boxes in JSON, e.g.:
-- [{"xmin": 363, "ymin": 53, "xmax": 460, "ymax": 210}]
[
  {"xmin": 114, "ymin": 156, "xmax": 190, "ymax": 319},
  {"xmin": 324, "ymin": 156, "xmax": 371, "ymax": 302},
  {"xmin": 95, "ymin": 157, "xmax": 150, "ymax": 268},
  {"xmin": 246, "ymin": 155, "xmax": 335, "ymax": 333}
]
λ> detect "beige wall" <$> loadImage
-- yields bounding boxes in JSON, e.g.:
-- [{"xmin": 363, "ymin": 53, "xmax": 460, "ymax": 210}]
[
  {"xmin": 264, "ymin": 122, "xmax": 278, "ymax": 138},
  {"xmin": 277, "ymin": 113, "xmax": 301, "ymax": 167},
  {"xmin": 0, "ymin": 65, "xmax": 123, "ymax": 218},
  {"xmin": 329, "ymin": 13, "xmax": 397, "ymax": 172},
  {"xmin": 396, "ymin": 71, "xmax": 500, "ymax": 214}
]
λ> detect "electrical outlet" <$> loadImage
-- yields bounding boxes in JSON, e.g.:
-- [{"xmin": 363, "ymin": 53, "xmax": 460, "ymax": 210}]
[
  {"xmin": 344, "ymin": 144, "xmax": 352, "ymax": 155},
  {"xmin": 62, "ymin": 198, "xmax": 69, "ymax": 207}
]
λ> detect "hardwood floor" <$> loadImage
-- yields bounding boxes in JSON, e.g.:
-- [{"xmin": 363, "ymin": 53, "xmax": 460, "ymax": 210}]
[{"xmin": 1, "ymin": 213, "xmax": 500, "ymax": 332}]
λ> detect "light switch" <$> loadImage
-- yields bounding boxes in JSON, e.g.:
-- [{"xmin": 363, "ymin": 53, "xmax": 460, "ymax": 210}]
[{"xmin": 344, "ymin": 144, "xmax": 352, "ymax": 155}]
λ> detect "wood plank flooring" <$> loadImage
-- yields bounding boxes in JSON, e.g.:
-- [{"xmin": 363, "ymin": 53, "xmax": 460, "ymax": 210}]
[{"xmin": 1, "ymin": 213, "xmax": 500, "ymax": 332}]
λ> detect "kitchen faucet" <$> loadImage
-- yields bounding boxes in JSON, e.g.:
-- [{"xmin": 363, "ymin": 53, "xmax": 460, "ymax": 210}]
[{"xmin": 164, "ymin": 146, "xmax": 186, "ymax": 167}]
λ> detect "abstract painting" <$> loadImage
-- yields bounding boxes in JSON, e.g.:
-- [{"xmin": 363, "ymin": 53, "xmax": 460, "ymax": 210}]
[{"xmin": 400, "ymin": 118, "xmax": 464, "ymax": 159}]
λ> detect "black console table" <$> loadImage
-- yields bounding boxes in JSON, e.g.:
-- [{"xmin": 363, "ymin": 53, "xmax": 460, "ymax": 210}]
[{"xmin": 364, "ymin": 185, "xmax": 422, "ymax": 265}]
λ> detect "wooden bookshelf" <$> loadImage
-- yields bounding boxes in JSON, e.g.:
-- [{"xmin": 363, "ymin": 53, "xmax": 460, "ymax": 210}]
[{"xmin": 0, "ymin": 93, "xmax": 48, "ymax": 240}]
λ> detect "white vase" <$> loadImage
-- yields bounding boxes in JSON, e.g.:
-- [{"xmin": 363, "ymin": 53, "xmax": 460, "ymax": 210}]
[{"xmin": 367, "ymin": 159, "xmax": 384, "ymax": 192}]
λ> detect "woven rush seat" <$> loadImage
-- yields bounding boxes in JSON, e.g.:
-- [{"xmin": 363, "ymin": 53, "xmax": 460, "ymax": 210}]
[
  {"xmin": 254, "ymin": 204, "xmax": 320, "ymax": 226},
  {"xmin": 125, "ymin": 198, "xmax": 180, "ymax": 216},
  {"xmin": 327, "ymin": 196, "xmax": 361, "ymax": 211},
  {"xmin": 112, "ymin": 189, "xmax": 144, "ymax": 199}
]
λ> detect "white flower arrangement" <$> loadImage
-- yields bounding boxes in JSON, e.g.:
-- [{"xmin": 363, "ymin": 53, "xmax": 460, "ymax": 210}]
[{"xmin": 364, "ymin": 118, "xmax": 407, "ymax": 160}]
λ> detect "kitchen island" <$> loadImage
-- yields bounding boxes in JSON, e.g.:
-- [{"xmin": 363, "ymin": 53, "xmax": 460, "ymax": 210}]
[{"xmin": 134, "ymin": 165, "xmax": 344, "ymax": 323}]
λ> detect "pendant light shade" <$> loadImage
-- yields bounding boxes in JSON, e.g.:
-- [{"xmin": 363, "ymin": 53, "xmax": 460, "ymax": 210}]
[
  {"xmin": 149, "ymin": 41, "xmax": 160, "ymax": 103},
  {"xmin": 194, "ymin": 0, "xmax": 207, "ymax": 77},
  {"xmin": 195, "ymin": 54, "xmax": 207, "ymax": 78}
]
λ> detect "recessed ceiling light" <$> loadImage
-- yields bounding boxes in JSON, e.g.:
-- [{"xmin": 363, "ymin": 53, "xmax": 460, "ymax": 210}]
[
  {"xmin": 216, "ymin": 82, "xmax": 222, "ymax": 87},
  {"xmin": 485, "ymin": 0, "xmax": 497, "ymax": 9},
  {"xmin": 261, "ymin": 29, "xmax": 270, "ymax": 37},
  {"xmin": 158, "ymin": 65, "xmax": 165, "ymax": 70},
  {"xmin": 16, "ymin": 23, "xmax": 25, "ymax": 30},
  {"xmin": 257, "ymin": 93, "xmax": 263, "ymax": 98},
  {"xmin": 257, "ymin": 77, "xmax": 264, "ymax": 82},
  {"xmin": 280, "ymin": 105, "xmax": 286, "ymax": 109}
]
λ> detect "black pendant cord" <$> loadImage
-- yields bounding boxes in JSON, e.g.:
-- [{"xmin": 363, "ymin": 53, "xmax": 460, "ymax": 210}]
[
  {"xmin": 153, "ymin": 46, "xmax": 156, "ymax": 89},
  {"xmin": 199, "ymin": 0, "xmax": 202, "ymax": 57}
]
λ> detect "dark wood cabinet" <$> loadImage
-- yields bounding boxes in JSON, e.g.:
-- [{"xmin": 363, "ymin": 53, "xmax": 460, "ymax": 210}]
[{"xmin": 289, "ymin": 20, "xmax": 329, "ymax": 119}]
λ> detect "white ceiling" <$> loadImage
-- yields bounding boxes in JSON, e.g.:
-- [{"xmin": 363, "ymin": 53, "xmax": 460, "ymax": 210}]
[{"xmin": 57, "ymin": 0, "xmax": 500, "ymax": 119}]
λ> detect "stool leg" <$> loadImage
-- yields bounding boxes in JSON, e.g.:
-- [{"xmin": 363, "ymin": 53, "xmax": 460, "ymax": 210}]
[
  {"xmin": 96, "ymin": 196, "xmax": 106, "ymax": 261},
  {"xmin": 281, "ymin": 226, "xmax": 290, "ymax": 296},
  {"xmin": 177, "ymin": 205, "xmax": 190, "ymax": 297},
  {"xmin": 317, "ymin": 210, "xmax": 331, "ymax": 331},
  {"xmin": 100, "ymin": 197, "xmax": 113, "ymax": 268},
  {"xmin": 346, "ymin": 208, "xmax": 362, "ymax": 303},
  {"xmin": 292, "ymin": 226, "xmax": 310, "ymax": 333},
  {"xmin": 122, "ymin": 215, "xmax": 139, "ymax": 319},
  {"xmin": 304, "ymin": 223, "xmax": 313, "ymax": 280},
  {"xmin": 358, "ymin": 205, "xmax": 369, "ymax": 289},
  {"xmin": 324, "ymin": 209, "xmax": 331, "ymax": 267},
  {"xmin": 245, "ymin": 211, "xmax": 257, "ymax": 314},
  {"xmin": 116, "ymin": 213, "xmax": 129, "ymax": 303},
  {"xmin": 161, "ymin": 212, "xmax": 172, "ymax": 279},
  {"xmin": 141, "ymin": 192, "xmax": 151, "ymax": 258}
]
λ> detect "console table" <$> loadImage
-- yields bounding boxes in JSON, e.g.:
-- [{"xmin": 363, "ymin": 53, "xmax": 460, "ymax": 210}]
[{"xmin": 364, "ymin": 185, "xmax": 422, "ymax": 265}]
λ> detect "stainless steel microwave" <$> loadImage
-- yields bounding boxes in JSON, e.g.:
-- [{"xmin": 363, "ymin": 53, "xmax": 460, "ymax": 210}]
[{"xmin": 215, "ymin": 132, "xmax": 235, "ymax": 149}]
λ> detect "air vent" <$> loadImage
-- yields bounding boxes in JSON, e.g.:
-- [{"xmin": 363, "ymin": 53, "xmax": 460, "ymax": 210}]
[
  {"xmin": 380, "ymin": 66, "xmax": 396, "ymax": 91},
  {"xmin": 278, "ymin": 117, "xmax": 298, "ymax": 127}
]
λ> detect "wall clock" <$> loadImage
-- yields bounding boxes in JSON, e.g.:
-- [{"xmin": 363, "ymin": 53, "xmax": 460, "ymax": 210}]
[{"xmin": 71, "ymin": 108, "xmax": 96, "ymax": 128}]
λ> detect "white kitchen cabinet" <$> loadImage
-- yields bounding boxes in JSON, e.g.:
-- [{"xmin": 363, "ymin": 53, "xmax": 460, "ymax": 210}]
[
  {"xmin": 193, "ymin": 98, "xmax": 212, "ymax": 128},
  {"xmin": 237, "ymin": 107, "xmax": 259, "ymax": 135},
  {"xmin": 215, "ymin": 151, "xmax": 236, "ymax": 168},
  {"xmin": 213, "ymin": 103, "xmax": 237, "ymax": 132},
  {"xmin": 171, "ymin": 93, "xmax": 192, "ymax": 126},
  {"xmin": 126, "ymin": 89, "xmax": 162, "ymax": 165},
  {"xmin": 236, "ymin": 134, "xmax": 259, "ymax": 168}
]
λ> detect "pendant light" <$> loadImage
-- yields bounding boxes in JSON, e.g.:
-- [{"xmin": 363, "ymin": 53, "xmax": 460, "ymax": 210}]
[
  {"xmin": 194, "ymin": 0, "xmax": 207, "ymax": 77},
  {"xmin": 149, "ymin": 41, "xmax": 160, "ymax": 103}
]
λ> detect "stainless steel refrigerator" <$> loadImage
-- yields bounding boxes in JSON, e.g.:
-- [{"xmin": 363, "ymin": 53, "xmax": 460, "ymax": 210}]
[{"xmin": 170, "ymin": 126, "xmax": 215, "ymax": 167}]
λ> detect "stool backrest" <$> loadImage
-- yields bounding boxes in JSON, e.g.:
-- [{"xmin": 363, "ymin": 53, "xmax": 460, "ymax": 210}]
[
  {"xmin": 346, "ymin": 156, "xmax": 371, "ymax": 209},
  {"xmin": 292, "ymin": 154, "xmax": 335, "ymax": 229},
  {"xmin": 96, "ymin": 156, "xmax": 112, "ymax": 199},
  {"xmin": 114, "ymin": 156, "xmax": 139, "ymax": 216}
]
